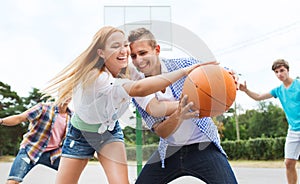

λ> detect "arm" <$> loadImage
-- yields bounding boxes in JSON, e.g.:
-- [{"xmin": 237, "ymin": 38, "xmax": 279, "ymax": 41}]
[
  {"xmin": 239, "ymin": 81, "xmax": 273, "ymax": 101},
  {"xmin": 123, "ymin": 65, "xmax": 191, "ymax": 97},
  {"xmin": 146, "ymin": 98, "xmax": 179, "ymax": 117},
  {"xmin": 0, "ymin": 111, "xmax": 29, "ymax": 126},
  {"xmin": 152, "ymin": 95, "xmax": 199, "ymax": 138},
  {"xmin": 123, "ymin": 61, "xmax": 219, "ymax": 97}
]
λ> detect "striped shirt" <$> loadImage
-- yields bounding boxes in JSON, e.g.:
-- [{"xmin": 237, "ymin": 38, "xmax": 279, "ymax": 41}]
[
  {"xmin": 20, "ymin": 102, "xmax": 72, "ymax": 164},
  {"xmin": 132, "ymin": 58, "xmax": 226, "ymax": 168}
]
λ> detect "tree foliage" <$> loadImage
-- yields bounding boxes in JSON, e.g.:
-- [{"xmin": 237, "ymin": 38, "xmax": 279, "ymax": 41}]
[
  {"xmin": 0, "ymin": 83, "xmax": 46, "ymax": 156},
  {"xmin": 220, "ymin": 101, "xmax": 287, "ymax": 141},
  {"xmin": 0, "ymin": 80, "xmax": 290, "ymax": 157},
  {"xmin": 123, "ymin": 126, "xmax": 159, "ymax": 146}
]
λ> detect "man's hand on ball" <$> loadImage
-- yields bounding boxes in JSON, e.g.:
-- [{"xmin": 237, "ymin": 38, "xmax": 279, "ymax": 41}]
[{"xmin": 175, "ymin": 95, "xmax": 200, "ymax": 121}]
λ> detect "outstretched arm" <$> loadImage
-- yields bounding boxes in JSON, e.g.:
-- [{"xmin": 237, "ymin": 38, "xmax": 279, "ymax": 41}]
[
  {"xmin": 239, "ymin": 81, "xmax": 273, "ymax": 101},
  {"xmin": 123, "ymin": 61, "xmax": 219, "ymax": 97},
  {"xmin": 0, "ymin": 111, "xmax": 28, "ymax": 126}
]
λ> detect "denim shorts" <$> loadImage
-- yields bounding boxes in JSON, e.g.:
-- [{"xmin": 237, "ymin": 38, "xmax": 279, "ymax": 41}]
[
  {"xmin": 8, "ymin": 148, "xmax": 59, "ymax": 182},
  {"xmin": 62, "ymin": 121, "xmax": 124, "ymax": 159}
]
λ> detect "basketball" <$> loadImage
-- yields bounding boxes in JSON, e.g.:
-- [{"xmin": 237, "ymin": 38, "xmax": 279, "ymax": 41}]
[{"xmin": 182, "ymin": 65, "xmax": 237, "ymax": 118}]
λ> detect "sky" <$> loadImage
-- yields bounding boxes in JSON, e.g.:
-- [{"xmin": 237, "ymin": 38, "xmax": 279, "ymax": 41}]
[{"xmin": 1, "ymin": 0, "xmax": 300, "ymax": 113}]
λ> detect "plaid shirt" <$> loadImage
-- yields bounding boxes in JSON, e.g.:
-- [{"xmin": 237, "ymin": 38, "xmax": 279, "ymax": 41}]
[
  {"xmin": 133, "ymin": 58, "xmax": 226, "ymax": 168},
  {"xmin": 20, "ymin": 102, "xmax": 72, "ymax": 164}
]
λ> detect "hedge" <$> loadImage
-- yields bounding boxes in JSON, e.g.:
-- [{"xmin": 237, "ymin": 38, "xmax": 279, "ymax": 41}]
[
  {"xmin": 126, "ymin": 144, "xmax": 158, "ymax": 161},
  {"xmin": 221, "ymin": 137, "xmax": 285, "ymax": 160},
  {"xmin": 126, "ymin": 137, "xmax": 286, "ymax": 161}
]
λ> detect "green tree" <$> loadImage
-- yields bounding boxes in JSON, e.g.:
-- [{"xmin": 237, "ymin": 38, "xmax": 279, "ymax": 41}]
[
  {"xmin": 0, "ymin": 82, "xmax": 25, "ymax": 155},
  {"xmin": 0, "ymin": 82, "xmax": 25, "ymax": 116},
  {"xmin": 221, "ymin": 101, "xmax": 287, "ymax": 141},
  {"xmin": 123, "ymin": 126, "xmax": 159, "ymax": 146},
  {"xmin": 246, "ymin": 101, "xmax": 287, "ymax": 138},
  {"xmin": 0, "ymin": 84, "xmax": 47, "ymax": 156},
  {"xmin": 237, "ymin": 110, "xmax": 256, "ymax": 139},
  {"xmin": 23, "ymin": 87, "xmax": 45, "ymax": 107},
  {"xmin": 262, "ymin": 102, "xmax": 287, "ymax": 137},
  {"xmin": 222, "ymin": 115, "xmax": 237, "ymax": 140}
]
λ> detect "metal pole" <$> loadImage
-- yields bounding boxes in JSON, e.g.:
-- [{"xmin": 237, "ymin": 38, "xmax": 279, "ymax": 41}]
[
  {"xmin": 234, "ymin": 102, "xmax": 240, "ymax": 140},
  {"xmin": 135, "ymin": 109, "xmax": 143, "ymax": 175}
]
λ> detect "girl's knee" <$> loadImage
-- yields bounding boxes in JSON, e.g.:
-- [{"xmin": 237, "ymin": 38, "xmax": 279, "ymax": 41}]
[{"xmin": 6, "ymin": 180, "xmax": 20, "ymax": 184}]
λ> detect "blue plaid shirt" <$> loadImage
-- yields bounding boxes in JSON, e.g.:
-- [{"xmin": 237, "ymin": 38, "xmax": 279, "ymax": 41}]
[{"xmin": 132, "ymin": 58, "xmax": 226, "ymax": 168}]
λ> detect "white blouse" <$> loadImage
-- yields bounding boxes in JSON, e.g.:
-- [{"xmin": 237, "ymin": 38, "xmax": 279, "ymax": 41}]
[{"xmin": 72, "ymin": 68, "xmax": 134, "ymax": 133}]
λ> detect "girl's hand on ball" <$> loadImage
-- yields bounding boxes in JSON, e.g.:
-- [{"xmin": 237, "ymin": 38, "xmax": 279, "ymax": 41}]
[
  {"xmin": 183, "ymin": 61, "xmax": 220, "ymax": 74},
  {"xmin": 200, "ymin": 61, "xmax": 220, "ymax": 66}
]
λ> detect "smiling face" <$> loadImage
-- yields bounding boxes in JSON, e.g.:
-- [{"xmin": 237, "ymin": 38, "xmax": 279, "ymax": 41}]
[
  {"xmin": 129, "ymin": 40, "xmax": 161, "ymax": 77},
  {"xmin": 97, "ymin": 31, "xmax": 130, "ymax": 77}
]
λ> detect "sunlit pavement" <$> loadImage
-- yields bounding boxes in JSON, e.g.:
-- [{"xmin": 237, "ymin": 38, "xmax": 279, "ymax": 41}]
[{"xmin": 0, "ymin": 162, "xmax": 289, "ymax": 184}]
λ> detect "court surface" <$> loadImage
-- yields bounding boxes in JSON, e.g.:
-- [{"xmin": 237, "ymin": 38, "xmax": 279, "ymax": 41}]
[{"xmin": 0, "ymin": 161, "xmax": 290, "ymax": 184}]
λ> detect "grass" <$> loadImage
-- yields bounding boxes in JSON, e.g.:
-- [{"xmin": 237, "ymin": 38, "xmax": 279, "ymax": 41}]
[
  {"xmin": 0, "ymin": 155, "xmax": 14, "ymax": 162},
  {"xmin": 229, "ymin": 160, "xmax": 286, "ymax": 168}
]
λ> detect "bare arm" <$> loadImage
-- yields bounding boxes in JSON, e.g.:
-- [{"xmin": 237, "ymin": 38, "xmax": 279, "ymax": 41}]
[
  {"xmin": 123, "ymin": 61, "xmax": 219, "ymax": 97},
  {"xmin": 239, "ymin": 81, "xmax": 273, "ymax": 101},
  {"xmin": 145, "ymin": 98, "xmax": 179, "ymax": 117},
  {"xmin": 152, "ymin": 95, "xmax": 199, "ymax": 139},
  {"xmin": 123, "ymin": 65, "xmax": 192, "ymax": 97},
  {"xmin": 1, "ymin": 112, "xmax": 28, "ymax": 126}
]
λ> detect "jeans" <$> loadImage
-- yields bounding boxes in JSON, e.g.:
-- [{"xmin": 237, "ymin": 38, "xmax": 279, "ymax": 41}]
[
  {"xmin": 7, "ymin": 148, "xmax": 59, "ymax": 182},
  {"xmin": 135, "ymin": 142, "xmax": 238, "ymax": 184}
]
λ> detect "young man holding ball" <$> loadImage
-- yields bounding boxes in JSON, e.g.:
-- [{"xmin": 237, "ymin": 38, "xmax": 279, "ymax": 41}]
[{"xmin": 128, "ymin": 27, "xmax": 238, "ymax": 184}]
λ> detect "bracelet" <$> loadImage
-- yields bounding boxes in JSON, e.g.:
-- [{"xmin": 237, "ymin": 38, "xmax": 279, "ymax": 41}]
[{"xmin": 0, "ymin": 118, "xmax": 3, "ymax": 125}]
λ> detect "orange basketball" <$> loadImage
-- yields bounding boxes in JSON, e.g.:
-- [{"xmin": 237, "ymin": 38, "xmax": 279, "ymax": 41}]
[{"xmin": 182, "ymin": 65, "xmax": 236, "ymax": 118}]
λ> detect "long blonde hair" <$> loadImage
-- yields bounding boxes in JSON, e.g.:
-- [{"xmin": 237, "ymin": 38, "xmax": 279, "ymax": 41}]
[{"xmin": 41, "ymin": 26, "xmax": 124, "ymax": 104}]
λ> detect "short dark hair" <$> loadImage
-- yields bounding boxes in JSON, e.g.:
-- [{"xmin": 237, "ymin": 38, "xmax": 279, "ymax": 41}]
[
  {"xmin": 128, "ymin": 28, "xmax": 157, "ymax": 49},
  {"xmin": 272, "ymin": 59, "xmax": 289, "ymax": 71}
]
